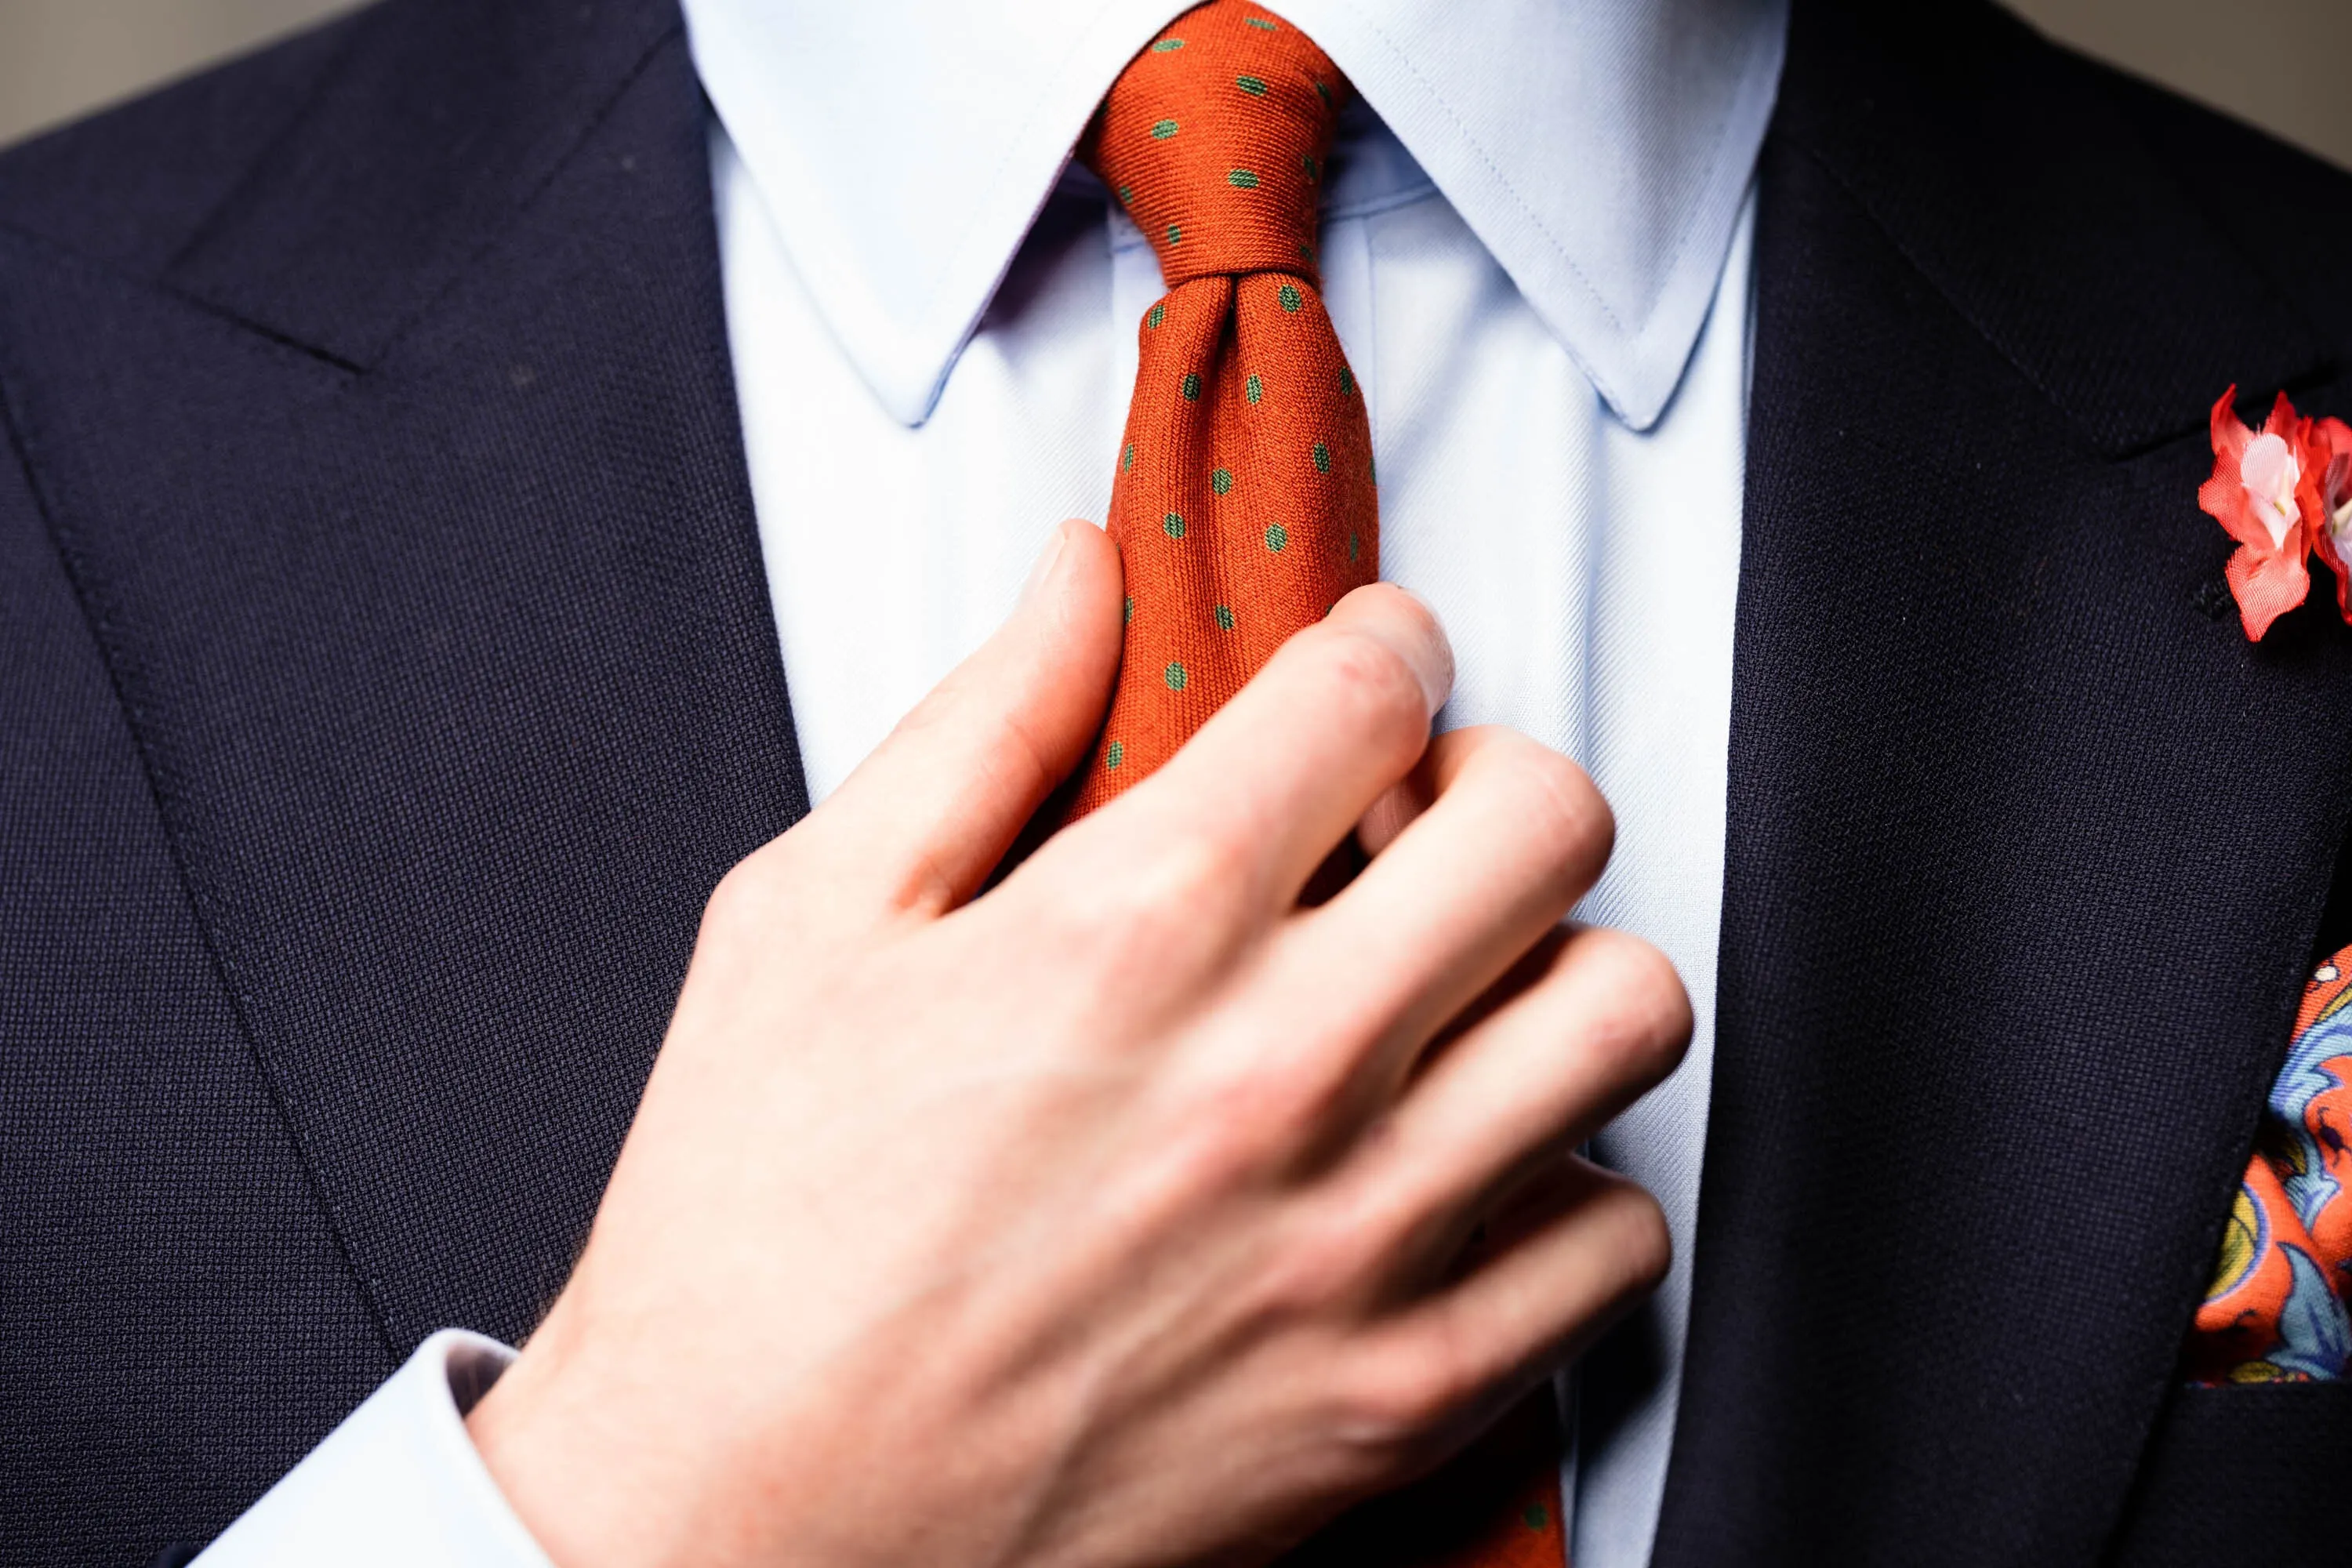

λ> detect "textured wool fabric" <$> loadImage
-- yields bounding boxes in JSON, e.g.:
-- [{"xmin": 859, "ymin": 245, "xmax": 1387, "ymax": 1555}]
[
  {"xmin": 0, "ymin": 4, "xmax": 804, "ymax": 1559},
  {"xmin": 1072, "ymin": 1, "xmax": 1377, "ymax": 811},
  {"xmin": 1659, "ymin": 12, "xmax": 2352, "ymax": 1564}
]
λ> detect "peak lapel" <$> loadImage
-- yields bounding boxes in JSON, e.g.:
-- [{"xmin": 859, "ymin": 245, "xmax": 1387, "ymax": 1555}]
[
  {"xmin": 0, "ymin": 0, "xmax": 805, "ymax": 1350},
  {"xmin": 162, "ymin": 0, "xmax": 688, "ymax": 371},
  {"xmin": 1650, "ymin": 5, "xmax": 2352, "ymax": 1563}
]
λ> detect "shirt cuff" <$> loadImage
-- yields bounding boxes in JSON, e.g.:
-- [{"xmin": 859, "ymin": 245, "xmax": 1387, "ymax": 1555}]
[{"xmin": 197, "ymin": 1329, "xmax": 555, "ymax": 1566}]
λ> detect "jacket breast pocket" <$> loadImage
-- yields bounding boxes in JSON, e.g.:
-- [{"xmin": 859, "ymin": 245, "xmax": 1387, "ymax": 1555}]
[{"xmin": 2103, "ymin": 1381, "xmax": 2351, "ymax": 1566}]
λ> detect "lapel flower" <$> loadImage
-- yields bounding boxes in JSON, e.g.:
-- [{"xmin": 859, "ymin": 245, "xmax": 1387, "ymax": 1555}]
[
  {"xmin": 2307, "ymin": 413, "xmax": 2352, "ymax": 618},
  {"xmin": 2201, "ymin": 386, "xmax": 2352, "ymax": 641},
  {"xmin": 2202, "ymin": 388, "xmax": 2313, "ymax": 640}
]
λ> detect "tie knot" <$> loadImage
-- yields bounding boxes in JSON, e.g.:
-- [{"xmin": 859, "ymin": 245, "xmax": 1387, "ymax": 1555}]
[{"xmin": 1083, "ymin": 2, "xmax": 1348, "ymax": 289}]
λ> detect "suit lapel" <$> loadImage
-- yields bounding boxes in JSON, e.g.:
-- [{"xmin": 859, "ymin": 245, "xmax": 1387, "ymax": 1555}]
[
  {"xmin": 1653, "ymin": 4, "xmax": 2352, "ymax": 1563},
  {"xmin": 0, "ymin": 0, "xmax": 804, "ymax": 1351}
]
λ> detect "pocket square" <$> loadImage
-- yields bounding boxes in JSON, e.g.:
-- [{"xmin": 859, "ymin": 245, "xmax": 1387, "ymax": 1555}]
[{"xmin": 2185, "ymin": 945, "xmax": 2352, "ymax": 1384}]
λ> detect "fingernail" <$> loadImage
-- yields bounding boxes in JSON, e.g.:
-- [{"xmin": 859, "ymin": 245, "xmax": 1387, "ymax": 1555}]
[
  {"xmin": 1020, "ymin": 522, "xmax": 1069, "ymax": 604},
  {"xmin": 1379, "ymin": 589, "xmax": 1454, "ymax": 717},
  {"xmin": 1410, "ymin": 629, "xmax": 1455, "ymax": 717}
]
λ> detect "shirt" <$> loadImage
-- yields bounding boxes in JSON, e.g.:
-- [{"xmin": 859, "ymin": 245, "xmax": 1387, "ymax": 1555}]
[{"xmin": 197, "ymin": 2, "xmax": 1785, "ymax": 1563}]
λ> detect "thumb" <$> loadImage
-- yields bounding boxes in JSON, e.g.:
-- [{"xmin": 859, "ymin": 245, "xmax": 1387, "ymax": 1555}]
[{"xmin": 795, "ymin": 517, "xmax": 1123, "ymax": 919}]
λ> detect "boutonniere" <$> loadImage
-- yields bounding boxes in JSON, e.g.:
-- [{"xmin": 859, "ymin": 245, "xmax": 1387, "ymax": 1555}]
[{"xmin": 2202, "ymin": 385, "xmax": 2352, "ymax": 640}]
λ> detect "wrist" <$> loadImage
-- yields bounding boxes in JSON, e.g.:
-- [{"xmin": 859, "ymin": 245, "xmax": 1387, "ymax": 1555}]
[{"xmin": 465, "ymin": 1308, "xmax": 708, "ymax": 1568}]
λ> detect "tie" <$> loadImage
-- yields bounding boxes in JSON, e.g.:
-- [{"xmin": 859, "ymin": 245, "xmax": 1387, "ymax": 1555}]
[
  {"xmin": 1071, "ymin": 0, "xmax": 1378, "ymax": 813},
  {"xmin": 1077, "ymin": 8, "xmax": 1571, "ymax": 1566}
]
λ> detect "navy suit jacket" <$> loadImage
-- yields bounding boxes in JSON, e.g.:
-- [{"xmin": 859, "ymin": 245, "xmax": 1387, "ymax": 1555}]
[{"xmin": 2, "ymin": 0, "xmax": 2347, "ymax": 1561}]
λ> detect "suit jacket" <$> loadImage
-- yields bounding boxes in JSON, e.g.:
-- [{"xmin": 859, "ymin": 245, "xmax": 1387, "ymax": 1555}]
[{"xmin": 2, "ymin": 0, "xmax": 2347, "ymax": 1561}]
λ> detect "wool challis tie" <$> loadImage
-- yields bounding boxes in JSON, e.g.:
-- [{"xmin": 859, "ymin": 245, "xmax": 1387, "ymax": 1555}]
[
  {"xmin": 1071, "ymin": 0, "xmax": 1378, "ymax": 813},
  {"xmin": 1073, "ymin": 8, "xmax": 1570, "ymax": 1567}
]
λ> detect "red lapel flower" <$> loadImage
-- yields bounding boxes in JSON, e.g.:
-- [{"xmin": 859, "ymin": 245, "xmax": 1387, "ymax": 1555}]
[
  {"xmin": 2306, "ymin": 412, "xmax": 2352, "ymax": 619},
  {"xmin": 2201, "ymin": 387, "xmax": 2314, "ymax": 641}
]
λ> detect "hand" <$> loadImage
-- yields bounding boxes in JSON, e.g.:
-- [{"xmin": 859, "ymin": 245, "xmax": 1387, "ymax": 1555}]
[{"xmin": 465, "ymin": 517, "xmax": 1690, "ymax": 1568}]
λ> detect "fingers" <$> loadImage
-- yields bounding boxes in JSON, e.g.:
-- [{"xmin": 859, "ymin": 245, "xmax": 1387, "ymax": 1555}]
[
  {"xmin": 1044, "ymin": 583, "xmax": 1452, "ymax": 918},
  {"xmin": 1274, "ymin": 727, "xmax": 1617, "ymax": 1105},
  {"xmin": 1354, "ymin": 776, "xmax": 1428, "ymax": 858},
  {"xmin": 1367, "ymin": 925, "xmax": 1691, "ymax": 1260},
  {"xmin": 1338, "ymin": 1162, "xmax": 1669, "ymax": 1454},
  {"xmin": 787, "ymin": 519, "xmax": 1124, "ymax": 919}
]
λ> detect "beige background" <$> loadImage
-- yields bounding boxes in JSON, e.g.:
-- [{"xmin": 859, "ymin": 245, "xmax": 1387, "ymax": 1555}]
[{"xmin": 0, "ymin": 0, "xmax": 2347, "ymax": 168}]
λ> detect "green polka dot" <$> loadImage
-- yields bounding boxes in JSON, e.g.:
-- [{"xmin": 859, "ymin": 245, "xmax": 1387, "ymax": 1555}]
[
  {"xmin": 1228, "ymin": 169, "xmax": 1260, "ymax": 189},
  {"xmin": 1265, "ymin": 523, "xmax": 1288, "ymax": 552},
  {"xmin": 1245, "ymin": 373, "xmax": 1263, "ymax": 405},
  {"xmin": 1244, "ymin": 15, "xmax": 1278, "ymax": 29},
  {"xmin": 1116, "ymin": 183, "xmax": 1133, "ymax": 205},
  {"xmin": 1314, "ymin": 81, "xmax": 1333, "ymax": 106},
  {"xmin": 1298, "ymin": 241, "xmax": 1315, "ymax": 263},
  {"xmin": 1523, "ymin": 1504, "xmax": 1550, "ymax": 1532},
  {"xmin": 1312, "ymin": 441, "xmax": 1330, "ymax": 474},
  {"xmin": 1151, "ymin": 37, "xmax": 1184, "ymax": 51},
  {"xmin": 1211, "ymin": 467, "xmax": 1232, "ymax": 495},
  {"xmin": 1214, "ymin": 604, "xmax": 1235, "ymax": 630},
  {"xmin": 1301, "ymin": 153, "xmax": 1319, "ymax": 181},
  {"xmin": 1120, "ymin": 442, "xmax": 1134, "ymax": 472},
  {"xmin": 1151, "ymin": 119, "xmax": 1179, "ymax": 141},
  {"xmin": 1145, "ymin": 303, "xmax": 1165, "ymax": 329},
  {"xmin": 1163, "ymin": 661, "xmax": 1188, "ymax": 691},
  {"xmin": 1369, "ymin": 455, "xmax": 1379, "ymax": 485},
  {"xmin": 1348, "ymin": 532, "xmax": 1360, "ymax": 563},
  {"xmin": 1167, "ymin": 223, "xmax": 1182, "ymax": 246},
  {"xmin": 1236, "ymin": 75, "xmax": 1268, "ymax": 96},
  {"xmin": 1277, "ymin": 283, "xmax": 1302, "ymax": 312},
  {"xmin": 1123, "ymin": 595, "xmax": 1134, "ymax": 625},
  {"xmin": 1163, "ymin": 511, "xmax": 1186, "ymax": 538},
  {"xmin": 1105, "ymin": 740, "xmax": 1125, "ymax": 770},
  {"xmin": 1338, "ymin": 366, "xmax": 1355, "ymax": 395},
  {"xmin": 1181, "ymin": 372, "xmax": 1202, "ymax": 400}
]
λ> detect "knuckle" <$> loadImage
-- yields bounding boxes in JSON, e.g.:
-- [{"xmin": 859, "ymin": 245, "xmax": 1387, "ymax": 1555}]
[
  {"xmin": 1105, "ymin": 1109, "xmax": 1267, "ymax": 1245},
  {"xmin": 1054, "ymin": 821, "xmax": 1255, "ymax": 973},
  {"xmin": 1338, "ymin": 1329, "xmax": 1483, "ymax": 1454},
  {"xmin": 1497, "ymin": 743, "xmax": 1613, "ymax": 884},
  {"xmin": 1132, "ymin": 823, "xmax": 1258, "ymax": 934},
  {"xmin": 689, "ymin": 846, "xmax": 819, "ymax": 987},
  {"xmin": 1575, "ymin": 930, "xmax": 1693, "ymax": 1086},
  {"xmin": 1236, "ymin": 1058, "xmax": 1341, "ymax": 1153},
  {"xmin": 1341, "ymin": 1345, "xmax": 1464, "ymax": 1448},
  {"xmin": 1181, "ymin": 1034, "xmax": 1373, "ymax": 1192},
  {"xmin": 1252, "ymin": 1207, "xmax": 1383, "ymax": 1319},
  {"xmin": 702, "ymin": 844, "xmax": 789, "ymax": 942}
]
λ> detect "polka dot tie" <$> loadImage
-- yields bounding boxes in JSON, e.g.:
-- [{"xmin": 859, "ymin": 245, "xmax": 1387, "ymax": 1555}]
[
  {"xmin": 1071, "ymin": 0, "xmax": 1378, "ymax": 814},
  {"xmin": 1076, "ymin": 9, "xmax": 1570, "ymax": 1566}
]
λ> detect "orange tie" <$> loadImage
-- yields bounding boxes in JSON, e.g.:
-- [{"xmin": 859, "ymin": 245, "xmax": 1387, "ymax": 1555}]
[
  {"xmin": 1076, "ymin": 8, "xmax": 1571, "ymax": 1567},
  {"xmin": 1072, "ymin": 0, "xmax": 1377, "ymax": 812}
]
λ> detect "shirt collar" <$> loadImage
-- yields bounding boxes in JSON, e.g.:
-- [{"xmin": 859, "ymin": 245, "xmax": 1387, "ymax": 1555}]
[{"xmin": 681, "ymin": 0, "xmax": 1786, "ymax": 430}]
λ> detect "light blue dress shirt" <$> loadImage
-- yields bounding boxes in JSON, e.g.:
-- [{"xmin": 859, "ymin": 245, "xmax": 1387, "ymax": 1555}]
[{"xmin": 198, "ymin": 2, "xmax": 1786, "ymax": 1563}]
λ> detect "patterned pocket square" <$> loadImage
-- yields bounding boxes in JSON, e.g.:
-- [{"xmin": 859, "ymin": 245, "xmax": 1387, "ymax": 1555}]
[{"xmin": 2186, "ymin": 946, "xmax": 2352, "ymax": 1383}]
